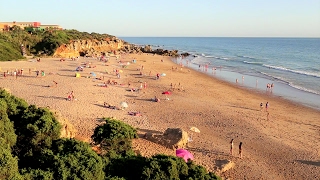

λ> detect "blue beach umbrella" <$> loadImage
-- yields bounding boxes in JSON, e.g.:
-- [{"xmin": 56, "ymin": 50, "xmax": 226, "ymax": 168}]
[{"xmin": 90, "ymin": 72, "xmax": 96, "ymax": 77}]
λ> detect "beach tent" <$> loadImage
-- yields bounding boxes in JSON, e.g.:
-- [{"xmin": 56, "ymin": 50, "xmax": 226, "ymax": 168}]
[
  {"xmin": 75, "ymin": 73, "xmax": 81, "ymax": 77},
  {"xmin": 176, "ymin": 149, "xmax": 194, "ymax": 162}
]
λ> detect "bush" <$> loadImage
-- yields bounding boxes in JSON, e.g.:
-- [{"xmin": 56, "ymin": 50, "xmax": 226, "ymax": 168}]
[
  {"xmin": 12, "ymin": 105, "xmax": 61, "ymax": 169},
  {"xmin": 92, "ymin": 118, "xmax": 138, "ymax": 144},
  {"xmin": 105, "ymin": 154, "xmax": 221, "ymax": 180},
  {"xmin": 0, "ymin": 138, "xmax": 21, "ymax": 180},
  {"xmin": 0, "ymin": 110, "xmax": 17, "ymax": 148},
  {"xmin": 21, "ymin": 168, "xmax": 54, "ymax": 180},
  {"xmin": 92, "ymin": 118, "xmax": 138, "ymax": 157},
  {"xmin": 48, "ymin": 138, "xmax": 105, "ymax": 180},
  {"xmin": 0, "ymin": 89, "xmax": 28, "ymax": 116}
]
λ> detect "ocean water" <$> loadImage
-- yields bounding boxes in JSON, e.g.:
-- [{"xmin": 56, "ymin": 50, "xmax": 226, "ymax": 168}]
[{"xmin": 121, "ymin": 37, "xmax": 320, "ymax": 110}]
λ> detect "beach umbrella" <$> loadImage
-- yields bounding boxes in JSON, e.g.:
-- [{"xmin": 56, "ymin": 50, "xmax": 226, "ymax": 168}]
[
  {"xmin": 176, "ymin": 149, "xmax": 194, "ymax": 162},
  {"xmin": 162, "ymin": 91, "xmax": 172, "ymax": 95},
  {"xmin": 90, "ymin": 72, "xmax": 96, "ymax": 77},
  {"xmin": 190, "ymin": 127, "xmax": 200, "ymax": 133},
  {"xmin": 120, "ymin": 101, "xmax": 128, "ymax": 108}
]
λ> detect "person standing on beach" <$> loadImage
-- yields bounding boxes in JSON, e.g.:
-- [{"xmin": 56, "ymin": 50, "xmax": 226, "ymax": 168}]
[
  {"xmin": 266, "ymin": 102, "xmax": 269, "ymax": 112},
  {"xmin": 67, "ymin": 91, "xmax": 75, "ymax": 101},
  {"xmin": 260, "ymin": 103, "xmax": 263, "ymax": 111},
  {"xmin": 230, "ymin": 139, "xmax": 234, "ymax": 155},
  {"xmin": 239, "ymin": 142, "xmax": 243, "ymax": 159}
]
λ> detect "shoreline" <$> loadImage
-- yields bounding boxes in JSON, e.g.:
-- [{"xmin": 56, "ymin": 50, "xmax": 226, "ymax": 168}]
[
  {"xmin": 172, "ymin": 56, "xmax": 320, "ymax": 111},
  {"xmin": 1, "ymin": 54, "xmax": 320, "ymax": 179}
]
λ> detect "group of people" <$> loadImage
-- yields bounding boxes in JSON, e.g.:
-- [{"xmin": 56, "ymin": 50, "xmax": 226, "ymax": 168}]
[
  {"xmin": 3, "ymin": 68, "xmax": 24, "ymax": 78},
  {"xmin": 266, "ymin": 83, "xmax": 274, "ymax": 90},
  {"xmin": 230, "ymin": 139, "xmax": 243, "ymax": 159}
]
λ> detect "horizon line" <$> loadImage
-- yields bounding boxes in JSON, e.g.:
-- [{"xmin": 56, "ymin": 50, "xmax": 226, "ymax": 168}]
[{"xmin": 118, "ymin": 36, "xmax": 320, "ymax": 38}]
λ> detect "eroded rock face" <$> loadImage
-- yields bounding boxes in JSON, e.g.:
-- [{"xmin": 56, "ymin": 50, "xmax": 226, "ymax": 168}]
[
  {"xmin": 53, "ymin": 38, "xmax": 126, "ymax": 58},
  {"xmin": 52, "ymin": 110, "xmax": 77, "ymax": 138},
  {"xmin": 53, "ymin": 39, "xmax": 180, "ymax": 58},
  {"xmin": 144, "ymin": 128, "xmax": 189, "ymax": 149}
]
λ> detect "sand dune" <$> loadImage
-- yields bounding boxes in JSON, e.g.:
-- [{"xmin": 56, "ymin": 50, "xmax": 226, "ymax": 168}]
[{"xmin": 1, "ymin": 54, "xmax": 320, "ymax": 179}]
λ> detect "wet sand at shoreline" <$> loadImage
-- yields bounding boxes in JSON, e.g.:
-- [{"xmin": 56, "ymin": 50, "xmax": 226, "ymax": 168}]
[{"xmin": 1, "ymin": 54, "xmax": 320, "ymax": 179}]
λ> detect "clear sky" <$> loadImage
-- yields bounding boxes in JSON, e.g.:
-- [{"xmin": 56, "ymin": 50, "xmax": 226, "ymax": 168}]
[{"xmin": 1, "ymin": 0, "xmax": 319, "ymax": 37}]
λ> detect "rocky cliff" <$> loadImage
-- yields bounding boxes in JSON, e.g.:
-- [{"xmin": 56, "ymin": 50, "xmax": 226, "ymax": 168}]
[
  {"xmin": 53, "ymin": 37, "xmax": 128, "ymax": 58},
  {"xmin": 53, "ymin": 38, "xmax": 179, "ymax": 58}
]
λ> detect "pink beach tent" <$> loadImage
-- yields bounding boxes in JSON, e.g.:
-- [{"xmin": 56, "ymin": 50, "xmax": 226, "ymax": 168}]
[{"xmin": 176, "ymin": 149, "xmax": 194, "ymax": 163}]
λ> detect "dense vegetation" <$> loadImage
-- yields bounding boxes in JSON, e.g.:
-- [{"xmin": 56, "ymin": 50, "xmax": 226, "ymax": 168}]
[
  {"xmin": 0, "ymin": 26, "xmax": 115, "ymax": 61},
  {"xmin": 0, "ymin": 89, "xmax": 220, "ymax": 180}
]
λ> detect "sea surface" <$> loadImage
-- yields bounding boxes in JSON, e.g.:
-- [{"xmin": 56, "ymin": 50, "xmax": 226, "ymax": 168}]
[{"xmin": 121, "ymin": 37, "xmax": 320, "ymax": 110}]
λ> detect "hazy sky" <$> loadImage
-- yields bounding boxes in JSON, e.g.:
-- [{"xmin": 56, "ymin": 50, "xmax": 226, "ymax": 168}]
[{"xmin": 1, "ymin": 0, "xmax": 319, "ymax": 37}]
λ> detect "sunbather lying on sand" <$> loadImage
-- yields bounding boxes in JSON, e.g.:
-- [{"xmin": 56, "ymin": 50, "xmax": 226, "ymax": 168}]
[
  {"xmin": 128, "ymin": 111, "xmax": 142, "ymax": 116},
  {"xmin": 103, "ymin": 102, "xmax": 117, "ymax": 109}
]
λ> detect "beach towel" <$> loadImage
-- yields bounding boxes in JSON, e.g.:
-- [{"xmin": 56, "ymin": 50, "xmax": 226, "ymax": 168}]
[{"xmin": 75, "ymin": 73, "xmax": 81, "ymax": 77}]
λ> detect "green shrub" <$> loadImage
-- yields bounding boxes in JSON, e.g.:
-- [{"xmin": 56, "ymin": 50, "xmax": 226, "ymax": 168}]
[
  {"xmin": 0, "ymin": 89, "xmax": 28, "ymax": 116},
  {"xmin": 0, "ymin": 111, "xmax": 17, "ymax": 148},
  {"xmin": 92, "ymin": 118, "xmax": 138, "ymax": 157},
  {"xmin": 50, "ymin": 139, "xmax": 105, "ymax": 180},
  {"xmin": 12, "ymin": 105, "xmax": 61, "ymax": 168},
  {"xmin": 0, "ymin": 138, "xmax": 21, "ymax": 180},
  {"xmin": 105, "ymin": 154, "xmax": 221, "ymax": 180},
  {"xmin": 21, "ymin": 168, "xmax": 54, "ymax": 180},
  {"xmin": 92, "ymin": 118, "xmax": 138, "ymax": 144}
]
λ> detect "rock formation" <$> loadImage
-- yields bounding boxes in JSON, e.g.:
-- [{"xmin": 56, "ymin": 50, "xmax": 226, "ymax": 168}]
[
  {"xmin": 53, "ymin": 37, "xmax": 127, "ymax": 58},
  {"xmin": 53, "ymin": 38, "xmax": 180, "ymax": 58},
  {"xmin": 51, "ymin": 110, "xmax": 77, "ymax": 138},
  {"xmin": 144, "ymin": 128, "xmax": 189, "ymax": 149}
]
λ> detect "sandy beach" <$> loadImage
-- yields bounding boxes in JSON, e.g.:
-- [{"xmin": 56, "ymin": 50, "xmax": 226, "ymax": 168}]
[{"xmin": 1, "ymin": 54, "xmax": 320, "ymax": 180}]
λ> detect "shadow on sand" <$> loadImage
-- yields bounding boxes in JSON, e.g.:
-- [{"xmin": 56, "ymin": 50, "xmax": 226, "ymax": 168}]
[
  {"xmin": 296, "ymin": 160, "xmax": 320, "ymax": 167},
  {"xmin": 37, "ymin": 96, "xmax": 66, "ymax": 100}
]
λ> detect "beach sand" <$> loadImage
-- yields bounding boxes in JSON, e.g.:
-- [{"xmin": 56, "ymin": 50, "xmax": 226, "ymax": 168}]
[{"xmin": 1, "ymin": 54, "xmax": 320, "ymax": 179}]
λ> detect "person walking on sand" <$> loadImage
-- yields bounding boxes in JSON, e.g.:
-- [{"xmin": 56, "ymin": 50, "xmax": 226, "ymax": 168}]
[
  {"xmin": 239, "ymin": 142, "xmax": 243, "ymax": 159},
  {"xmin": 230, "ymin": 139, "xmax": 234, "ymax": 155}
]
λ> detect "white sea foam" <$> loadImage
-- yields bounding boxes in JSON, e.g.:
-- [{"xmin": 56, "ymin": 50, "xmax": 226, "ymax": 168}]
[
  {"xmin": 260, "ymin": 72, "xmax": 289, "ymax": 83},
  {"xmin": 243, "ymin": 61, "xmax": 263, "ymax": 65},
  {"xmin": 263, "ymin": 64, "xmax": 320, "ymax": 78},
  {"xmin": 238, "ymin": 55, "xmax": 256, "ymax": 60},
  {"xmin": 288, "ymin": 83, "xmax": 320, "ymax": 95}
]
